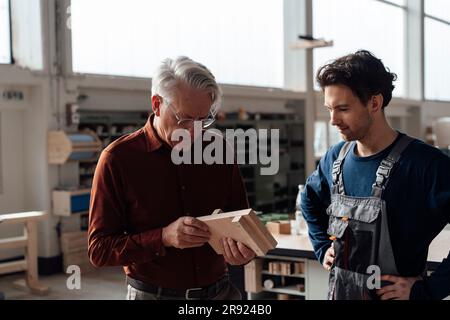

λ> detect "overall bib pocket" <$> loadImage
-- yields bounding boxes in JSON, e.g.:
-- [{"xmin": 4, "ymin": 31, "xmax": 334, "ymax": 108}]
[{"xmin": 327, "ymin": 197, "xmax": 381, "ymax": 299}]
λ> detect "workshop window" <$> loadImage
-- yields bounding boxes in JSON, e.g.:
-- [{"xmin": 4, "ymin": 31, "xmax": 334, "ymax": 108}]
[
  {"xmin": 425, "ymin": 0, "xmax": 450, "ymax": 102},
  {"xmin": 314, "ymin": 120, "xmax": 341, "ymax": 160},
  {"xmin": 71, "ymin": 0, "xmax": 284, "ymax": 88},
  {"xmin": 0, "ymin": 0, "xmax": 12, "ymax": 64},
  {"xmin": 313, "ymin": 0, "xmax": 406, "ymax": 98}
]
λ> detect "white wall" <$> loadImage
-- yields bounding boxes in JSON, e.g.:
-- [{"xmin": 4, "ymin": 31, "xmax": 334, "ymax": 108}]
[
  {"xmin": 24, "ymin": 85, "xmax": 61, "ymax": 258},
  {"xmin": 0, "ymin": 103, "xmax": 26, "ymax": 260},
  {"xmin": 0, "ymin": 109, "xmax": 25, "ymax": 213},
  {"xmin": 0, "ymin": 72, "xmax": 57, "ymax": 261}
]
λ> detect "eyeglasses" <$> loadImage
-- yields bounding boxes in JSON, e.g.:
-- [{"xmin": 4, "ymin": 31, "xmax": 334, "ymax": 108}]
[{"xmin": 161, "ymin": 96, "xmax": 216, "ymax": 129}]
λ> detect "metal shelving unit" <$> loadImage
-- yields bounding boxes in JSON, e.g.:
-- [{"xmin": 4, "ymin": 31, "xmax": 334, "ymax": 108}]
[
  {"xmin": 77, "ymin": 110, "xmax": 149, "ymax": 188},
  {"xmin": 213, "ymin": 114, "xmax": 305, "ymax": 214}
]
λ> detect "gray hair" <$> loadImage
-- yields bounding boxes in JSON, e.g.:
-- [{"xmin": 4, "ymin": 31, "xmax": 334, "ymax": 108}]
[{"xmin": 151, "ymin": 56, "xmax": 222, "ymax": 115}]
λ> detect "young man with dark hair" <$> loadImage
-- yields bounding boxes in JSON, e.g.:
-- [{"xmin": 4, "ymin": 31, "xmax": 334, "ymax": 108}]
[{"xmin": 301, "ymin": 50, "xmax": 450, "ymax": 300}]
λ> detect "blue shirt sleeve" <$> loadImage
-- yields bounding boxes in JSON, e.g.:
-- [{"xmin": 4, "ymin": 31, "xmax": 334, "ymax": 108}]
[{"xmin": 300, "ymin": 143, "xmax": 343, "ymax": 264}]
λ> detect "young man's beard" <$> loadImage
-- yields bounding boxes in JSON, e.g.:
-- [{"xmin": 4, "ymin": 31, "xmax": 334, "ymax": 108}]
[{"xmin": 341, "ymin": 116, "xmax": 373, "ymax": 142}]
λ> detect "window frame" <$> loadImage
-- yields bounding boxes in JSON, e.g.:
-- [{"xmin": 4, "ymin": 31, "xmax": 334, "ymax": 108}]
[
  {"xmin": 63, "ymin": 0, "xmax": 420, "ymax": 96},
  {"xmin": 425, "ymin": 14, "xmax": 450, "ymax": 26},
  {"xmin": 374, "ymin": 0, "xmax": 407, "ymax": 9},
  {"xmin": 56, "ymin": 0, "xmax": 450, "ymax": 147},
  {"xmin": 0, "ymin": 0, "xmax": 13, "ymax": 65},
  {"xmin": 312, "ymin": 0, "xmax": 408, "ymax": 98},
  {"xmin": 423, "ymin": 1, "xmax": 450, "ymax": 102},
  {"xmin": 66, "ymin": 0, "xmax": 288, "ymax": 89}
]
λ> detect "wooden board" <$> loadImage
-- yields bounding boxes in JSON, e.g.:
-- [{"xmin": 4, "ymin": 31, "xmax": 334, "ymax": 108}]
[
  {"xmin": 60, "ymin": 231, "xmax": 88, "ymax": 254},
  {"xmin": 244, "ymin": 213, "xmax": 278, "ymax": 250},
  {"xmin": 48, "ymin": 131, "xmax": 72, "ymax": 164},
  {"xmin": 244, "ymin": 258, "xmax": 263, "ymax": 293},
  {"xmin": 266, "ymin": 221, "xmax": 291, "ymax": 235},
  {"xmin": 0, "ymin": 212, "xmax": 50, "ymax": 295},
  {"xmin": 63, "ymin": 251, "xmax": 96, "ymax": 274},
  {"xmin": 198, "ymin": 209, "xmax": 277, "ymax": 257},
  {"xmin": 0, "ymin": 236, "xmax": 28, "ymax": 250},
  {"xmin": 0, "ymin": 211, "xmax": 47, "ymax": 225},
  {"xmin": 0, "ymin": 260, "xmax": 27, "ymax": 275},
  {"xmin": 290, "ymin": 39, "xmax": 334, "ymax": 49}
]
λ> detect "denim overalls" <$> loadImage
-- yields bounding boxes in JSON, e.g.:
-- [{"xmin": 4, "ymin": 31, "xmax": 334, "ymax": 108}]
[{"xmin": 327, "ymin": 135, "xmax": 413, "ymax": 300}]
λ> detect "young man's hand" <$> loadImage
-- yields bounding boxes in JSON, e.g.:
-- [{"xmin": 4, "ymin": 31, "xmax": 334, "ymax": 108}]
[
  {"xmin": 220, "ymin": 238, "xmax": 256, "ymax": 265},
  {"xmin": 376, "ymin": 275, "xmax": 422, "ymax": 300},
  {"xmin": 162, "ymin": 217, "xmax": 211, "ymax": 249},
  {"xmin": 323, "ymin": 244, "xmax": 335, "ymax": 271}
]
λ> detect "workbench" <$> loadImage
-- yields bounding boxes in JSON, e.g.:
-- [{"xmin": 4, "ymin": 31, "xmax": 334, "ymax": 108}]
[{"xmin": 0, "ymin": 211, "xmax": 50, "ymax": 295}]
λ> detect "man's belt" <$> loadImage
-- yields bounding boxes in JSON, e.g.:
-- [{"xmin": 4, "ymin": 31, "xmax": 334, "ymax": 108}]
[{"xmin": 127, "ymin": 275, "xmax": 229, "ymax": 299}]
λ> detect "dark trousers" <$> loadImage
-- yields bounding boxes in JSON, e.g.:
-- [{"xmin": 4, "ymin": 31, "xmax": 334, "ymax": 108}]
[{"xmin": 126, "ymin": 281, "xmax": 242, "ymax": 300}]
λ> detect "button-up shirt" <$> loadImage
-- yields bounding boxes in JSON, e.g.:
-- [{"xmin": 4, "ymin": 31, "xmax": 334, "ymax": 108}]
[{"xmin": 88, "ymin": 114, "xmax": 249, "ymax": 289}]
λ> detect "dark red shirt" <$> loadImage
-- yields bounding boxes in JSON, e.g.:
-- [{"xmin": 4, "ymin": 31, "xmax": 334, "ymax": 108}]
[{"xmin": 88, "ymin": 114, "xmax": 249, "ymax": 289}]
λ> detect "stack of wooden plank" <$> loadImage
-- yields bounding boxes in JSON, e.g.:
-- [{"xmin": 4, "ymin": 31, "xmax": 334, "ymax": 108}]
[
  {"xmin": 268, "ymin": 261, "xmax": 290, "ymax": 274},
  {"xmin": 198, "ymin": 209, "xmax": 278, "ymax": 257},
  {"xmin": 293, "ymin": 262, "xmax": 305, "ymax": 274},
  {"xmin": 268, "ymin": 261, "xmax": 278, "ymax": 274},
  {"xmin": 268, "ymin": 261, "xmax": 292, "ymax": 275},
  {"xmin": 60, "ymin": 231, "xmax": 95, "ymax": 273},
  {"xmin": 267, "ymin": 261, "xmax": 304, "ymax": 275}
]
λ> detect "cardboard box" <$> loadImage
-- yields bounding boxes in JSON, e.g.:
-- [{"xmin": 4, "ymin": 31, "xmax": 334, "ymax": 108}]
[{"xmin": 266, "ymin": 221, "xmax": 291, "ymax": 235}]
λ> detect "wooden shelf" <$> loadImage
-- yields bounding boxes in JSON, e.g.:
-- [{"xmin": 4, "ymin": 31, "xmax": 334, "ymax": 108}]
[
  {"xmin": 289, "ymin": 39, "xmax": 333, "ymax": 50},
  {"xmin": 245, "ymin": 253, "xmax": 308, "ymax": 300},
  {"xmin": 261, "ymin": 271, "xmax": 305, "ymax": 278},
  {"xmin": 213, "ymin": 117, "xmax": 306, "ymax": 214},
  {"xmin": 263, "ymin": 285, "xmax": 305, "ymax": 297}
]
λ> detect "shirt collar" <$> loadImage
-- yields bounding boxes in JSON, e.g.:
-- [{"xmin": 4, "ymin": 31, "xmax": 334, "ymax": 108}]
[{"xmin": 143, "ymin": 113, "xmax": 165, "ymax": 152}]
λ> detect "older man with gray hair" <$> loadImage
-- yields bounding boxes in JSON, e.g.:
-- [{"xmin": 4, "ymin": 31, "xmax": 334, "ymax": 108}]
[{"xmin": 88, "ymin": 56, "xmax": 255, "ymax": 300}]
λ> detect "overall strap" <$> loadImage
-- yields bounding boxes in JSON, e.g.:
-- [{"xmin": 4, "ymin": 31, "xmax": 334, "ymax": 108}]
[
  {"xmin": 331, "ymin": 142, "xmax": 354, "ymax": 195},
  {"xmin": 371, "ymin": 135, "xmax": 414, "ymax": 198}
]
